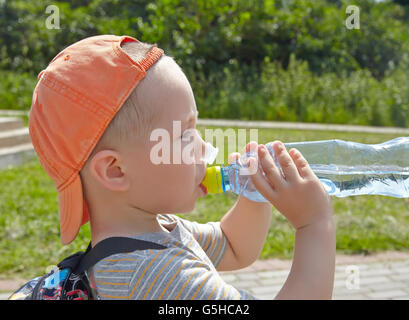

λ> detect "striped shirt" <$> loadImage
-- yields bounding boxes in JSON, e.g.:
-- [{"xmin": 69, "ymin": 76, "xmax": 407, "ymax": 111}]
[{"xmin": 90, "ymin": 214, "xmax": 257, "ymax": 300}]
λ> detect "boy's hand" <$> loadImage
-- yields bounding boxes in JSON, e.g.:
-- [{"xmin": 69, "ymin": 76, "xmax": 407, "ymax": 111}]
[{"xmin": 249, "ymin": 141, "xmax": 333, "ymax": 230}]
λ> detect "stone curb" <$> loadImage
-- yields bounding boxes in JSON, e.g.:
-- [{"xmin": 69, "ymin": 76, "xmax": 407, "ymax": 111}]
[
  {"xmin": 1, "ymin": 110, "xmax": 409, "ymax": 134},
  {"xmin": 219, "ymin": 253, "xmax": 409, "ymax": 300},
  {"xmin": 197, "ymin": 118, "xmax": 409, "ymax": 134}
]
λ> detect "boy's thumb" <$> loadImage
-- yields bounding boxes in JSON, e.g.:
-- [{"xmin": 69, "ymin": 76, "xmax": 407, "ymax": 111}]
[{"xmin": 228, "ymin": 152, "xmax": 241, "ymax": 165}]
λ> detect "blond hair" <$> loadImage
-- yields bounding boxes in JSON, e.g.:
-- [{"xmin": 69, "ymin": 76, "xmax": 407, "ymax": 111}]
[{"xmin": 84, "ymin": 40, "xmax": 169, "ymax": 164}]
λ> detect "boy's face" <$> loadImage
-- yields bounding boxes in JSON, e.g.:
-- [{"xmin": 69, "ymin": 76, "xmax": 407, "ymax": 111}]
[{"xmin": 122, "ymin": 63, "xmax": 207, "ymax": 215}]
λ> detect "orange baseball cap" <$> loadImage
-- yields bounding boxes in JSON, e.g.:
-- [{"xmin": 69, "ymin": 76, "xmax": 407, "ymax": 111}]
[{"xmin": 28, "ymin": 35, "xmax": 164, "ymax": 244}]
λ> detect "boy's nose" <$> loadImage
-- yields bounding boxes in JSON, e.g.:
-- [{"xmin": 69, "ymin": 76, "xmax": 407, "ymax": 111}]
[
  {"xmin": 192, "ymin": 131, "xmax": 218, "ymax": 165},
  {"xmin": 198, "ymin": 137, "xmax": 207, "ymax": 164},
  {"xmin": 194, "ymin": 135, "xmax": 207, "ymax": 165},
  {"xmin": 201, "ymin": 141, "xmax": 218, "ymax": 165}
]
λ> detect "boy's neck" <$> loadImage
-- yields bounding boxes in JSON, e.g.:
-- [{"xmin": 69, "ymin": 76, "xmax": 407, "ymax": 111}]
[{"xmin": 88, "ymin": 205, "xmax": 173, "ymax": 247}]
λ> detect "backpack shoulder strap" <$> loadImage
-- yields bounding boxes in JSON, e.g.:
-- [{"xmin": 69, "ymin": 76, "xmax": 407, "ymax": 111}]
[{"xmin": 74, "ymin": 237, "xmax": 167, "ymax": 274}]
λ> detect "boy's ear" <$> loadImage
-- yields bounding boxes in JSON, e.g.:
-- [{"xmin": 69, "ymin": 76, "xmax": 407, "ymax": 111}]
[{"xmin": 88, "ymin": 150, "xmax": 130, "ymax": 192}]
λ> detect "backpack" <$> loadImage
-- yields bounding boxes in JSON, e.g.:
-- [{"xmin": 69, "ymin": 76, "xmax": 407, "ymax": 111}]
[{"xmin": 8, "ymin": 237, "xmax": 166, "ymax": 300}]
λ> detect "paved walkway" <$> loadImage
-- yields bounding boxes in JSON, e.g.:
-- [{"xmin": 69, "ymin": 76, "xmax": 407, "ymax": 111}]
[
  {"xmin": 219, "ymin": 252, "xmax": 409, "ymax": 300},
  {"xmin": 1, "ymin": 252, "xmax": 409, "ymax": 300}
]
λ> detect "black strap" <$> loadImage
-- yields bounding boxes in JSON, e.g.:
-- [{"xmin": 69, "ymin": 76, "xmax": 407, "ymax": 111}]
[
  {"xmin": 58, "ymin": 252, "xmax": 85, "ymax": 270},
  {"xmin": 73, "ymin": 237, "xmax": 167, "ymax": 274}
]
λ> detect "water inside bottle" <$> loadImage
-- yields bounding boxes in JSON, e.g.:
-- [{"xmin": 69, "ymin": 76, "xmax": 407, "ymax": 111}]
[{"xmin": 311, "ymin": 164, "xmax": 409, "ymax": 198}]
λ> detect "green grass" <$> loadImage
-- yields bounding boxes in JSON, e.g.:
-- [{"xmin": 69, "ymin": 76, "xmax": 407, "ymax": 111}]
[{"xmin": 1, "ymin": 126, "xmax": 409, "ymax": 279}]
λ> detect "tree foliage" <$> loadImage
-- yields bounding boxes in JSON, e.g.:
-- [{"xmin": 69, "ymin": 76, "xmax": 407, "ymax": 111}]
[{"xmin": 0, "ymin": 0, "xmax": 408, "ymax": 127}]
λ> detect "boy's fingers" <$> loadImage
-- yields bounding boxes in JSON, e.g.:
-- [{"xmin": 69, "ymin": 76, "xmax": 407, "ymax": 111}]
[
  {"xmin": 237, "ymin": 141, "xmax": 258, "ymax": 175},
  {"xmin": 243, "ymin": 141, "xmax": 258, "ymax": 155},
  {"xmin": 289, "ymin": 148, "xmax": 314, "ymax": 180},
  {"xmin": 272, "ymin": 141, "xmax": 300, "ymax": 183},
  {"xmin": 258, "ymin": 144, "xmax": 285, "ymax": 189},
  {"xmin": 226, "ymin": 142, "xmax": 257, "ymax": 167},
  {"xmin": 228, "ymin": 152, "xmax": 241, "ymax": 165},
  {"xmin": 248, "ymin": 157, "xmax": 277, "ymax": 202}
]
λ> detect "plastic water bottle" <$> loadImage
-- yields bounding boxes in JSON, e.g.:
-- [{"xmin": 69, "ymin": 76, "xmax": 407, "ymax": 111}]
[{"xmin": 200, "ymin": 137, "xmax": 409, "ymax": 201}]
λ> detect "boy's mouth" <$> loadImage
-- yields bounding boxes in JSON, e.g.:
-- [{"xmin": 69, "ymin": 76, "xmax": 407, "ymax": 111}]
[{"xmin": 199, "ymin": 183, "xmax": 208, "ymax": 196}]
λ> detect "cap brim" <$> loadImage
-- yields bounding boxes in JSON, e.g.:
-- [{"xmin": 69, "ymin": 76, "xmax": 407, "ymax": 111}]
[{"xmin": 58, "ymin": 174, "xmax": 86, "ymax": 245}]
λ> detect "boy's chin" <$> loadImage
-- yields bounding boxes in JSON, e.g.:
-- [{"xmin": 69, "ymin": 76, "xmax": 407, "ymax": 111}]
[
  {"xmin": 167, "ymin": 189, "xmax": 202, "ymax": 214},
  {"xmin": 176, "ymin": 198, "xmax": 198, "ymax": 214}
]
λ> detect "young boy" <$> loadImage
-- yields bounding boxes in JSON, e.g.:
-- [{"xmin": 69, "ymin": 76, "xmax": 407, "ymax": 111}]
[{"xmin": 28, "ymin": 35, "xmax": 335, "ymax": 300}]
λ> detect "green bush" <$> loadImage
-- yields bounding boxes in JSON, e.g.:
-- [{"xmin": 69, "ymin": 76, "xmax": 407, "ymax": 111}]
[
  {"xmin": 1, "ymin": 0, "xmax": 408, "ymax": 77},
  {"xmin": 191, "ymin": 51, "xmax": 409, "ymax": 127},
  {"xmin": 0, "ymin": 0, "xmax": 408, "ymax": 126},
  {"xmin": 0, "ymin": 71, "xmax": 36, "ymax": 110}
]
